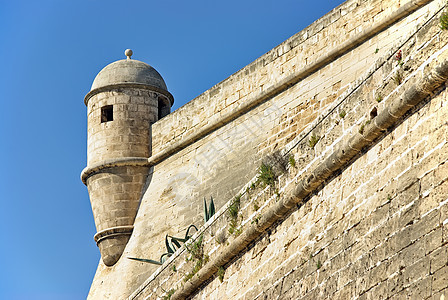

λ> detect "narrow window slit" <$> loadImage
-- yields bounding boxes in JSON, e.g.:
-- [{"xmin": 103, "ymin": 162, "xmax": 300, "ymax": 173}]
[
  {"xmin": 158, "ymin": 98, "xmax": 169, "ymax": 120},
  {"xmin": 101, "ymin": 105, "xmax": 113, "ymax": 123}
]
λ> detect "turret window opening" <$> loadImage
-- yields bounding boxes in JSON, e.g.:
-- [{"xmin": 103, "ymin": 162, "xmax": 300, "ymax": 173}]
[
  {"xmin": 101, "ymin": 105, "xmax": 113, "ymax": 123},
  {"xmin": 158, "ymin": 98, "xmax": 169, "ymax": 120}
]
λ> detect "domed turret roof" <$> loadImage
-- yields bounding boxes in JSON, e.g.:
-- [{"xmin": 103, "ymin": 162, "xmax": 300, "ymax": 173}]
[
  {"xmin": 85, "ymin": 50, "xmax": 173, "ymax": 106},
  {"xmin": 90, "ymin": 53, "xmax": 168, "ymax": 92}
]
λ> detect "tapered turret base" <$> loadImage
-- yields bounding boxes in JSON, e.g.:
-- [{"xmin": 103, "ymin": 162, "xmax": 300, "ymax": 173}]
[
  {"xmin": 94, "ymin": 225, "xmax": 133, "ymax": 266},
  {"xmin": 86, "ymin": 165, "xmax": 149, "ymax": 266}
]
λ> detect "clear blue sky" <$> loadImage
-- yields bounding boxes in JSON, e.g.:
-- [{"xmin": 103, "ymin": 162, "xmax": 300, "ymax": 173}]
[{"xmin": 0, "ymin": 0, "xmax": 344, "ymax": 298}]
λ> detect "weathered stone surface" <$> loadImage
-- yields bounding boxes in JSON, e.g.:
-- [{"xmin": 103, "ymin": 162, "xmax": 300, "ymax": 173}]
[{"xmin": 83, "ymin": 0, "xmax": 448, "ymax": 299}]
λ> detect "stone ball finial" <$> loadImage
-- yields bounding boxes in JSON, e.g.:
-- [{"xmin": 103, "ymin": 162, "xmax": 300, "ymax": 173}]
[{"xmin": 125, "ymin": 49, "xmax": 133, "ymax": 59}]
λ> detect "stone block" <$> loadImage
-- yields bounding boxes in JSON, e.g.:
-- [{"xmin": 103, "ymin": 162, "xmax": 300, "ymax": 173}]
[
  {"xmin": 402, "ymin": 257, "xmax": 430, "ymax": 287},
  {"xmin": 430, "ymin": 246, "xmax": 448, "ymax": 275},
  {"xmin": 425, "ymin": 227, "xmax": 444, "ymax": 256},
  {"xmin": 432, "ymin": 265, "xmax": 448, "ymax": 294}
]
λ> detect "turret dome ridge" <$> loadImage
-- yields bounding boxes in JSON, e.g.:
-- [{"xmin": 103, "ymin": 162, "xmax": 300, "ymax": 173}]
[{"xmin": 90, "ymin": 57, "xmax": 168, "ymax": 92}]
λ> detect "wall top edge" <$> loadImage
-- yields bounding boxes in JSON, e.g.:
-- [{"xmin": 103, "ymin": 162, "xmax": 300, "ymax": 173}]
[{"xmin": 168, "ymin": 0, "xmax": 362, "ymax": 114}]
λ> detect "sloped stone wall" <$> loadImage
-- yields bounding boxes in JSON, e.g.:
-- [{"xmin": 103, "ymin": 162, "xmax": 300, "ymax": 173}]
[
  {"xmin": 128, "ymin": 2, "xmax": 448, "ymax": 298},
  {"xmin": 87, "ymin": 0, "xmax": 448, "ymax": 298}
]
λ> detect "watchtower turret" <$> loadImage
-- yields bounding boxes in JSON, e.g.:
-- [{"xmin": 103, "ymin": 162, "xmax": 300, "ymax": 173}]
[{"xmin": 81, "ymin": 49, "xmax": 173, "ymax": 266}]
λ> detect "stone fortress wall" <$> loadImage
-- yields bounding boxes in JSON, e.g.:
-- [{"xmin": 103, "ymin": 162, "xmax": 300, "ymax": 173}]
[{"xmin": 87, "ymin": 0, "xmax": 448, "ymax": 298}]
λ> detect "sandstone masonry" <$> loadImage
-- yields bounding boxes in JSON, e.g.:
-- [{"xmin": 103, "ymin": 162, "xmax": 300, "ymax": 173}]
[{"xmin": 83, "ymin": 0, "xmax": 448, "ymax": 298}]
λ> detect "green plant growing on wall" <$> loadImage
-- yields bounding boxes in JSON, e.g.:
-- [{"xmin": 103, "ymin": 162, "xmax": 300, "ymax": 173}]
[
  {"xmin": 256, "ymin": 151, "xmax": 288, "ymax": 188},
  {"xmin": 227, "ymin": 195, "xmax": 242, "ymax": 235},
  {"xmin": 128, "ymin": 233, "xmax": 183, "ymax": 265},
  {"xmin": 251, "ymin": 214, "xmax": 262, "ymax": 225},
  {"xmin": 128, "ymin": 224, "xmax": 199, "ymax": 265},
  {"xmin": 217, "ymin": 266, "xmax": 225, "ymax": 283},
  {"xmin": 308, "ymin": 134, "xmax": 320, "ymax": 149},
  {"xmin": 204, "ymin": 196, "xmax": 216, "ymax": 223},
  {"xmin": 317, "ymin": 260, "xmax": 322, "ymax": 269},
  {"xmin": 128, "ymin": 197, "xmax": 212, "ymax": 266},
  {"xmin": 162, "ymin": 288, "xmax": 176, "ymax": 300},
  {"xmin": 185, "ymin": 235, "xmax": 203, "ymax": 260},
  {"xmin": 257, "ymin": 163, "xmax": 277, "ymax": 187},
  {"xmin": 393, "ymin": 71, "xmax": 403, "ymax": 86},
  {"xmin": 228, "ymin": 195, "xmax": 241, "ymax": 219},
  {"xmin": 441, "ymin": 8, "xmax": 448, "ymax": 30},
  {"xmin": 359, "ymin": 120, "xmax": 371, "ymax": 134},
  {"xmin": 253, "ymin": 200, "xmax": 260, "ymax": 211},
  {"xmin": 289, "ymin": 155, "xmax": 296, "ymax": 168},
  {"xmin": 128, "ymin": 254, "xmax": 170, "ymax": 266},
  {"xmin": 376, "ymin": 94, "xmax": 383, "ymax": 103},
  {"xmin": 184, "ymin": 234, "xmax": 209, "ymax": 282},
  {"xmin": 339, "ymin": 110, "xmax": 346, "ymax": 119},
  {"xmin": 229, "ymin": 226, "xmax": 242, "ymax": 236},
  {"xmin": 359, "ymin": 124, "xmax": 365, "ymax": 134},
  {"xmin": 169, "ymin": 225, "xmax": 198, "ymax": 244}
]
